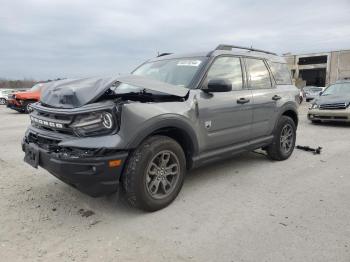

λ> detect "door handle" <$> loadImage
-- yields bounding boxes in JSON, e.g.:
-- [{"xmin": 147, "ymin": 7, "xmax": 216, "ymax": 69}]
[
  {"xmin": 272, "ymin": 95, "xmax": 282, "ymax": 101},
  {"xmin": 237, "ymin": 98, "xmax": 250, "ymax": 104}
]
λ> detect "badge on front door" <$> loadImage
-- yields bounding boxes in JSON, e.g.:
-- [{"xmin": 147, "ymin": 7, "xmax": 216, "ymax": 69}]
[{"xmin": 205, "ymin": 120, "xmax": 212, "ymax": 129}]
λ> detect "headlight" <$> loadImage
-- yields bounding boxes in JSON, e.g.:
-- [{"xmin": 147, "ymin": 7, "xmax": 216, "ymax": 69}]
[
  {"xmin": 70, "ymin": 111, "xmax": 116, "ymax": 136},
  {"xmin": 102, "ymin": 112, "xmax": 113, "ymax": 129},
  {"xmin": 309, "ymin": 104, "xmax": 319, "ymax": 110}
]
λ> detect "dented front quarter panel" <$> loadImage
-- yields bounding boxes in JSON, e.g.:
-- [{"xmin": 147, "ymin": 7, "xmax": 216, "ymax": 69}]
[{"xmin": 118, "ymin": 90, "xmax": 203, "ymax": 151}]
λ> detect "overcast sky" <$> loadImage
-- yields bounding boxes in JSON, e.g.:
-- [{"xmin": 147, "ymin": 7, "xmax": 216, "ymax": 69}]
[{"xmin": 1, "ymin": 0, "xmax": 350, "ymax": 80}]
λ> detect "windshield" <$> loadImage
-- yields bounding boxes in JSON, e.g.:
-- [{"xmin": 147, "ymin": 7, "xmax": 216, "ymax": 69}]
[
  {"xmin": 322, "ymin": 83, "xmax": 350, "ymax": 96},
  {"xmin": 132, "ymin": 57, "xmax": 206, "ymax": 89}
]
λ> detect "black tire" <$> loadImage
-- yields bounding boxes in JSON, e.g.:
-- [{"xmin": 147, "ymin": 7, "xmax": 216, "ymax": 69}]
[
  {"xmin": 266, "ymin": 116, "xmax": 296, "ymax": 161},
  {"xmin": 0, "ymin": 98, "xmax": 6, "ymax": 105},
  {"xmin": 122, "ymin": 135, "xmax": 186, "ymax": 212},
  {"xmin": 23, "ymin": 101, "xmax": 34, "ymax": 113}
]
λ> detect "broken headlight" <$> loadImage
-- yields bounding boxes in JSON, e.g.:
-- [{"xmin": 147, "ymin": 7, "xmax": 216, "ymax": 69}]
[{"xmin": 70, "ymin": 111, "xmax": 116, "ymax": 136}]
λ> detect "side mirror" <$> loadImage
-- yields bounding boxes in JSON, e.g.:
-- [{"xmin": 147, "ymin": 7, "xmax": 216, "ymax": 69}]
[
  {"xmin": 205, "ymin": 79, "xmax": 232, "ymax": 93},
  {"xmin": 319, "ymin": 91, "xmax": 323, "ymax": 96}
]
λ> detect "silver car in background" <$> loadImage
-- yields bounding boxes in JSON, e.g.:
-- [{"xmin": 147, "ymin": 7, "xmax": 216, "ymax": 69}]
[{"xmin": 303, "ymin": 86, "xmax": 324, "ymax": 102}]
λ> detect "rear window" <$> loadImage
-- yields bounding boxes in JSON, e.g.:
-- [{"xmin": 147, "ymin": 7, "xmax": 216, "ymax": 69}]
[
  {"xmin": 267, "ymin": 62, "xmax": 292, "ymax": 85},
  {"xmin": 310, "ymin": 87, "xmax": 323, "ymax": 92}
]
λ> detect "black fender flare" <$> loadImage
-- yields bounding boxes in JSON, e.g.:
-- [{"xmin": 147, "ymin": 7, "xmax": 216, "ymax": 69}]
[
  {"xmin": 126, "ymin": 114, "xmax": 200, "ymax": 155},
  {"xmin": 275, "ymin": 102, "xmax": 299, "ymax": 129}
]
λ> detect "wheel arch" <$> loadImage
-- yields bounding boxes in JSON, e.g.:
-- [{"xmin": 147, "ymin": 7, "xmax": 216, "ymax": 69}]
[
  {"xmin": 282, "ymin": 109, "xmax": 298, "ymax": 127},
  {"xmin": 127, "ymin": 117, "xmax": 199, "ymax": 169},
  {"xmin": 278, "ymin": 103, "xmax": 299, "ymax": 127}
]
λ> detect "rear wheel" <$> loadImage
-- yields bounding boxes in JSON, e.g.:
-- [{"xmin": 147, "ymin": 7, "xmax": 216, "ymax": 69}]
[
  {"xmin": 122, "ymin": 135, "xmax": 186, "ymax": 211},
  {"xmin": 0, "ymin": 98, "xmax": 6, "ymax": 105},
  {"xmin": 266, "ymin": 116, "xmax": 296, "ymax": 161}
]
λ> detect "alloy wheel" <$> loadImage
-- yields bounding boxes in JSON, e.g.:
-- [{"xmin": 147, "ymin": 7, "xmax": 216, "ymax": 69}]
[
  {"xmin": 280, "ymin": 123, "xmax": 294, "ymax": 154},
  {"xmin": 145, "ymin": 150, "xmax": 180, "ymax": 200},
  {"xmin": 26, "ymin": 103, "xmax": 33, "ymax": 113}
]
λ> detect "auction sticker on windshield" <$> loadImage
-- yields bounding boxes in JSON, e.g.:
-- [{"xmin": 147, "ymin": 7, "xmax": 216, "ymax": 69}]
[{"xmin": 177, "ymin": 60, "xmax": 202, "ymax": 67}]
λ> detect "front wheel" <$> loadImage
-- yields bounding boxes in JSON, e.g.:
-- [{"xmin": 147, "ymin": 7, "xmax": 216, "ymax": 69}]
[
  {"xmin": 0, "ymin": 98, "xmax": 6, "ymax": 105},
  {"xmin": 266, "ymin": 116, "xmax": 296, "ymax": 161},
  {"xmin": 23, "ymin": 101, "xmax": 34, "ymax": 113},
  {"xmin": 122, "ymin": 135, "xmax": 186, "ymax": 212}
]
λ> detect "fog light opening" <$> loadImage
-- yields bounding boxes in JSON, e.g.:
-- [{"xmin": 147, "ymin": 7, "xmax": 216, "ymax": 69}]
[{"xmin": 109, "ymin": 160, "xmax": 122, "ymax": 168}]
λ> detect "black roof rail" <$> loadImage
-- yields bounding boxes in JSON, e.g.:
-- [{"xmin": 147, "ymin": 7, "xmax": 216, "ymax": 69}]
[
  {"xmin": 214, "ymin": 44, "xmax": 277, "ymax": 55},
  {"xmin": 157, "ymin": 52, "xmax": 173, "ymax": 57}
]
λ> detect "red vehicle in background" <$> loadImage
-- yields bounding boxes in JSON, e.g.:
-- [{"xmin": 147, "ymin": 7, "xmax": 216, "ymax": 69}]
[{"xmin": 7, "ymin": 83, "xmax": 45, "ymax": 113}]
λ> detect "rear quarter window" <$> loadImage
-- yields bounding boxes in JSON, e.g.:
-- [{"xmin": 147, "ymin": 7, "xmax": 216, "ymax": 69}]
[{"xmin": 268, "ymin": 62, "xmax": 292, "ymax": 85}]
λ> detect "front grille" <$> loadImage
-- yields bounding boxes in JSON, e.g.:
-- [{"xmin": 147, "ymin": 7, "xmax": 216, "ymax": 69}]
[
  {"xmin": 30, "ymin": 110, "xmax": 75, "ymax": 135},
  {"xmin": 319, "ymin": 103, "xmax": 348, "ymax": 110}
]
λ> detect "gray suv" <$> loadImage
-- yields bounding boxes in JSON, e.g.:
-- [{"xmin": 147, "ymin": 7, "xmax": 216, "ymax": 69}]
[{"xmin": 22, "ymin": 44, "xmax": 299, "ymax": 211}]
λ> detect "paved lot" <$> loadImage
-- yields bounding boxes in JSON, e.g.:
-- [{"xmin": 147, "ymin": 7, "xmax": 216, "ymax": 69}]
[{"xmin": 0, "ymin": 103, "xmax": 349, "ymax": 262}]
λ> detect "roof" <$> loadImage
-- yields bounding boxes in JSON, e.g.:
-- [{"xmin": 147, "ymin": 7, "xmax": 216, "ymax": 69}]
[{"xmin": 148, "ymin": 45, "xmax": 285, "ymax": 63}]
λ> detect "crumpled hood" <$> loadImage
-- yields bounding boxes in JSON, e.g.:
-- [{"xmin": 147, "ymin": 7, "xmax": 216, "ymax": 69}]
[
  {"xmin": 40, "ymin": 75, "xmax": 189, "ymax": 109},
  {"xmin": 314, "ymin": 94, "xmax": 350, "ymax": 106}
]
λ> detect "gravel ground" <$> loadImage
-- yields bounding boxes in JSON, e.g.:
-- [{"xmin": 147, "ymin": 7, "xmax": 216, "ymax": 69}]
[{"xmin": 0, "ymin": 103, "xmax": 349, "ymax": 262}]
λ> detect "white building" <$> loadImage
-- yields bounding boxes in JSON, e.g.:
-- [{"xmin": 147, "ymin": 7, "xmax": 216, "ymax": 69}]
[{"xmin": 283, "ymin": 49, "xmax": 350, "ymax": 88}]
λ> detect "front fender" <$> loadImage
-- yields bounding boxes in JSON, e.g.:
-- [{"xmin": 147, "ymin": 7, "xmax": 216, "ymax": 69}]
[
  {"xmin": 275, "ymin": 102, "xmax": 299, "ymax": 128},
  {"xmin": 124, "ymin": 114, "xmax": 200, "ymax": 154}
]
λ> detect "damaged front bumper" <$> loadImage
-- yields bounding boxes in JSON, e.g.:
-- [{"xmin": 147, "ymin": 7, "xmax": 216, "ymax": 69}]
[{"xmin": 22, "ymin": 127, "xmax": 129, "ymax": 197}]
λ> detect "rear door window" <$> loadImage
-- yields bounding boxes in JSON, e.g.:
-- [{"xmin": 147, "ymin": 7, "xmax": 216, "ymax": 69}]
[
  {"xmin": 245, "ymin": 58, "xmax": 272, "ymax": 89},
  {"xmin": 267, "ymin": 61, "xmax": 292, "ymax": 85}
]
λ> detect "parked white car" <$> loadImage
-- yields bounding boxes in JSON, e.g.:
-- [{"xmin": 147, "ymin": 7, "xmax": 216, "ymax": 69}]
[{"xmin": 0, "ymin": 89, "xmax": 16, "ymax": 105}]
